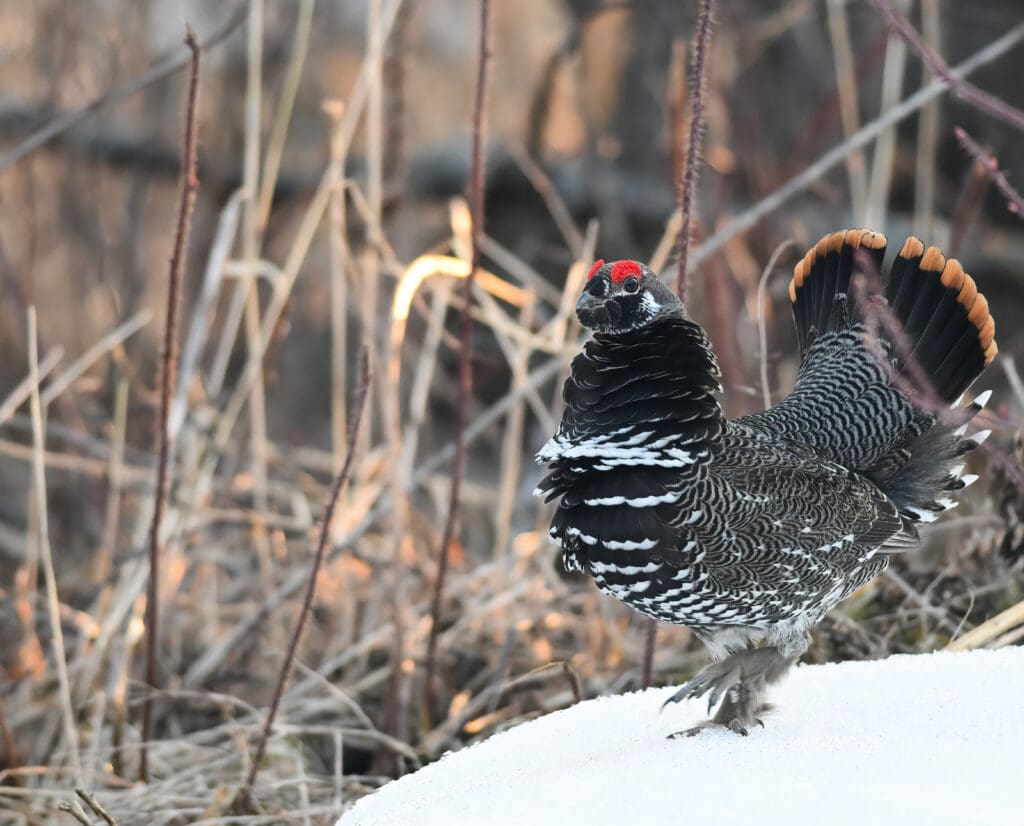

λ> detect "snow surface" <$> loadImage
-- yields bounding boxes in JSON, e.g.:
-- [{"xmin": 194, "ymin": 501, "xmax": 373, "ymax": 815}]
[{"xmin": 338, "ymin": 648, "xmax": 1024, "ymax": 826}]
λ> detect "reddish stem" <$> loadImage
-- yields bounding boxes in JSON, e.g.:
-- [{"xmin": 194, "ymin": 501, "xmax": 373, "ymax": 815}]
[
  {"xmin": 245, "ymin": 352, "xmax": 372, "ymax": 790},
  {"xmin": 676, "ymin": 0, "xmax": 717, "ymax": 300},
  {"xmin": 424, "ymin": 0, "xmax": 491, "ymax": 720},
  {"xmin": 140, "ymin": 29, "xmax": 201, "ymax": 782}
]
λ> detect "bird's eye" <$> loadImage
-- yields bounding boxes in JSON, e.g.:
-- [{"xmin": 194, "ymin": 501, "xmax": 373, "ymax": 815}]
[{"xmin": 622, "ymin": 276, "xmax": 640, "ymax": 294}]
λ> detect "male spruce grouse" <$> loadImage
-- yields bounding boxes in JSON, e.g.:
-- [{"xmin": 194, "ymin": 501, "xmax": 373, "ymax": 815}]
[{"xmin": 535, "ymin": 229, "xmax": 997, "ymax": 736}]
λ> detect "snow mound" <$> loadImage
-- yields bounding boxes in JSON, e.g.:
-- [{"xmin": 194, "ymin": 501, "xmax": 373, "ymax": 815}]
[{"xmin": 338, "ymin": 648, "xmax": 1024, "ymax": 826}]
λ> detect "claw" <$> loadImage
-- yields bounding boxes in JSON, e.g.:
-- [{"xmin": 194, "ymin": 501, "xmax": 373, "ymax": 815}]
[
  {"xmin": 660, "ymin": 684, "xmax": 689, "ymax": 711},
  {"xmin": 707, "ymin": 681, "xmax": 726, "ymax": 713},
  {"xmin": 668, "ymin": 721, "xmax": 717, "ymax": 739},
  {"xmin": 660, "ymin": 676, "xmax": 707, "ymax": 711}
]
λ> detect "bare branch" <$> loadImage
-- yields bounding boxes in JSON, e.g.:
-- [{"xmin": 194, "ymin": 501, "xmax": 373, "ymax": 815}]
[
  {"xmin": 871, "ymin": 0, "xmax": 1024, "ymax": 134},
  {"xmin": 245, "ymin": 351, "xmax": 372, "ymax": 791},
  {"xmin": 659, "ymin": 21, "xmax": 1024, "ymax": 281},
  {"xmin": 0, "ymin": 6, "xmax": 243, "ymax": 174},
  {"xmin": 140, "ymin": 29, "xmax": 201, "ymax": 783},
  {"xmin": 954, "ymin": 126, "xmax": 1024, "ymax": 219},
  {"xmin": 676, "ymin": 0, "xmax": 717, "ymax": 300},
  {"xmin": 425, "ymin": 0, "xmax": 492, "ymax": 721}
]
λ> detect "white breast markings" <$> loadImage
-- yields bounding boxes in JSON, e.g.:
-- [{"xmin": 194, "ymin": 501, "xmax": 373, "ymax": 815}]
[{"xmin": 584, "ymin": 491, "xmax": 682, "ymax": 507}]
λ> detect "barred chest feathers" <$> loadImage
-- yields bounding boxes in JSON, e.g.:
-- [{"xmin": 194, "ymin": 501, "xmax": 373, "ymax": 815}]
[{"xmin": 534, "ymin": 313, "xmax": 725, "ymax": 606}]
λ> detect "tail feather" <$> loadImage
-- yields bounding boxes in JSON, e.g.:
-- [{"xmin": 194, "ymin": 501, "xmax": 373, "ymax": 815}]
[
  {"xmin": 790, "ymin": 230, "xmax": 997, "ymax": 403},
  {"xmin": 884, "ymin": 240, "xmax": 997, "ymax": 401},
  {"xmin": 905, "ymin": 258, "xmax": 965, "ymax": 369},
  {"xmin": 782, "ymin": 228, "xmax": 998, "ymax": 525},
  {"xmin": 886, "ymin": 237, "xmax": 928, "ymax": 325},
  {"xmin": 789, "ymin": 228, "xmax": 886, "ymax": 350},
  {"xmin": 888, "ymin": 390, "xmax": 993, "ymax": 522}
]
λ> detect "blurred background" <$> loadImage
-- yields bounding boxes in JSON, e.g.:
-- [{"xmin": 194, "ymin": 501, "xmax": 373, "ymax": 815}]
[{"xmin": 0, "ymin": 0, "xmax": 1023, "ymax": 822}]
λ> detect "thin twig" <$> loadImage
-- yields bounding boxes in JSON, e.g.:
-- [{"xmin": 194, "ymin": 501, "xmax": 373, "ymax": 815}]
[
  {"xmin": 170, "ymin": 188, "xmax": 244, "ymax": 436},
  {"xmin": 826, "ymin": 0, "xmax": 868, "ymax": 218},
  {"xmin": 947, "ymin": 598, "xmax": 1024, "ymax": 652},
  {"xmin": 655, "ymin": 21, "xmax": 1024, "ymax": 280},
  {"xmin": 245, "ymin": 351, "xmax": 371, "ymax": 790},
  {"xmin": 757, "ymin": 240, "xmax": 795, "ymax": 410},
  {"xmin": 0, "ymin": 697, "xmax": 20, "ymax": 777},
  {"xmin": 424, "ymin": 0, "xmax": 491, "ymax": 719},
  {"xmin": 506, "ymin": 141, "xmax": 585, "ymax": 257},
  {"xmin": 40, "ymin": 311, "xmax": 150, "ymax": 407},
  {"xmin": 864, "ymin": 0, "xmax": 909, "ymax": 228},
  {"xmin": 0, "ymin": 4, "xmax": 243, "ymax": 174},
  {"xmin": 28, "ymin": 308, "xmax": 82, "ymax": 785},
  {"xmin": 58, "ymin": 803, "xmax": 92, "ymax": 826},
  {"xmin": 75, "ymin": 788, "xmax": 117, "ymax": 826},
  {"xmin": 667, "ymin": 38, "xmax": 687, "ymax": 196},
  {"xmin": 641, "ymin": 619, "xmax": 657, "ymax": 689},
  {"xmin": 256, "ymin": 0, "xmax": 315, "ymax": 231},
  {"xmin": 675, "ymin": 0, "xmax": 716, "ymax": 301},
  {"xmin": 947, "ymin": 150, "xmax": 990, "ymax": 259},
  {"xmin": 241, "ymin": 0, "xmax": 273, "ymax": 607},
  {"xmin": 382, "ymin": 0, "xmax": 413, "ymax": 220},
  {"xmin": 660, "ymin": 0, "xmax": 717, "ymax": 678},
  {"xmin": 0, "ymin": 347, "xmax": 63, "ymax": 426},
  {"xmin": 140, "ymin": 29, "xmax": 201, "ymax": 783},
  {"xmin": 326, "ymin": 102, "xmax": 351, "ymax": 473},
  {"xmin": 1001, "ymin": 357, "xmax": 1024, "ymax": 409},
  {"xmin": 871, "ymin": 0, "xmax": 1024, "ymax": 135},
  {"xmin": 954, "ymin": 126, "xmax": 1024, "ymax": 219},
  {"xmin": 913, "ymin": 0, "xmax": 941, "ymax": 237},
  {"xmin": 561, "ymin": 661, "xmax": 583, "ymax": 704}
]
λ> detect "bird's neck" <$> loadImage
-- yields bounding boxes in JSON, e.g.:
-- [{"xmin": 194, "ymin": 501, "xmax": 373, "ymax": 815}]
[{"xmin": 568, "ymin": 316, "xmax": 724, "ymax": 451}]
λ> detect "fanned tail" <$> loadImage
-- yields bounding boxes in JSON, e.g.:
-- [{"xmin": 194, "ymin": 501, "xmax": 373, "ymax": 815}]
[
  {"xmin": 883, "ymin": 238, "xmax": 997, "ymax": 402},
  {"xmin": 789, "ymin": 228, "xmax": 886, "ymax": 348},
  {"xmin": 780, "ymin": 229, "xmax": 997, "ymax": 525}
]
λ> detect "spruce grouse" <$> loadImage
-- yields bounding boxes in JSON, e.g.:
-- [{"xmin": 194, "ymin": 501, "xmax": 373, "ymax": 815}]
[{"xmin": 535, "ymin": 229, "xmax": 997, "ymax": 736}]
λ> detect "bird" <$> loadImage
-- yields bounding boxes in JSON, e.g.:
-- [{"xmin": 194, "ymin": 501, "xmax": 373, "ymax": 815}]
[{"xmin": 534, "ymin": 229, "xmax": 997, "ymax": 736}]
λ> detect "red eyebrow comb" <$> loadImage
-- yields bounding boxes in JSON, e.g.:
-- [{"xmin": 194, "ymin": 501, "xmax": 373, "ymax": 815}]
[
  {"xmin": 586, "ymin": 259, "xmax": 605, "ymax": 280},
  {"xmin": 610, "ymin": 260, "xmax": 642, "ymax": 283}
]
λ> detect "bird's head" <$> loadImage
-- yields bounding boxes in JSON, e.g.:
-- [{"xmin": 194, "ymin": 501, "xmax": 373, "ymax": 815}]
[{"xmin": 576, "ymin": 259, "xmax": 682, "ymax": 334}]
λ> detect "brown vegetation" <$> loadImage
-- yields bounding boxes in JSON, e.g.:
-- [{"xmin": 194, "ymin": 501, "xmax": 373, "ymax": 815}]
[{"xmin": 0, "ymin": 1, "xmax": 1022, "ymax": 823}]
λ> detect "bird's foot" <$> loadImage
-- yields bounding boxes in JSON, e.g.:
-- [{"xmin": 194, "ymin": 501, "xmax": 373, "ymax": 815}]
[
  {"xmin": 662, "ymin": 646, "xmax": 793, "ymax": 738},
  {"xmin": 661, "ymin": 658, "xmax": 743, "ymax": 714},
  {"xmin": 667, "ymin": 689, "xmax": 769, "ymax": 738},
  {"xmin": 668, "ymin": 709, "xmax": 766, "ymax": 739}
]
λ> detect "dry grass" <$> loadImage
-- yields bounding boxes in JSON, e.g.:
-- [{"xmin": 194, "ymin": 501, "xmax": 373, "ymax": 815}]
[{"xmin": 1, "ymin": 1, "xmax": 1023, "ymax": 824}]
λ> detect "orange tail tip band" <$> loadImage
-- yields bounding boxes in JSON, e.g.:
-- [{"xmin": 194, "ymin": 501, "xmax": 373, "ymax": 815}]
[
  {"xmin": 965, "ymin": 285, "xmax": 997, "ymax": 365},
  {"xmin": 919, "ymin": 246, "xmax": 946, "ymax": 273},
  {"xmin": 966, "ymin": 292, "xmax": 988, "ymax": 326},
  {"xmin": 939, "ymin": 259, "xmax": 966, "ymax": 291},
  {"xmin": 957, "ymin": 274, "xmax": 979, "ymax": 314},
  {"xmin": 789, "ymin": 228, "xmax": 887, "ymax": 304},
  {"xmin": 898, "ymin": 236, "xmax": 997, "ymax": 367},
  {"xmin": 787, "ymin": 229, "xmax": 997, "ymax": 366},
  {"xmin": 846, "ymin": 227, "xmax": 887, "ymax": 250},
  {"xmin": 859, "ymin": 229, "xmax": 887, "ymax": 250},
  {"xmin": 899, "ymin": 236, "xmax": 925, "ymax": 259}
]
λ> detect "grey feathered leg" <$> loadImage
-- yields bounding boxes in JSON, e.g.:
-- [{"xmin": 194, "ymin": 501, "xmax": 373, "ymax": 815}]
[{"xmin": 662, "ymin": 646, "xmax": 796, "ymax": 737}]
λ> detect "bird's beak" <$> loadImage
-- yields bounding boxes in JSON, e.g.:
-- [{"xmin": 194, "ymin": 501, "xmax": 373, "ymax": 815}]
[{"xmin": 576, "ymin": 293, "xmax": 621, "ymax": 329}]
